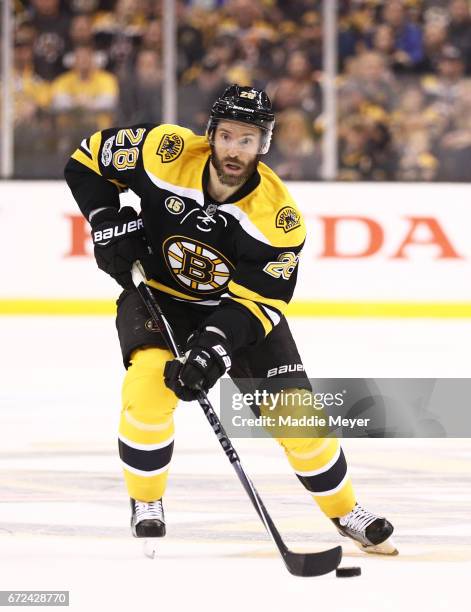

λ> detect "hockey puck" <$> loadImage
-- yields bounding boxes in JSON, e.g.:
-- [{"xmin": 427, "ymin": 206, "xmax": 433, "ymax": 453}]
[{"xmin": 336, "ymin": 566, "xmax": 361, "ymax": 578}]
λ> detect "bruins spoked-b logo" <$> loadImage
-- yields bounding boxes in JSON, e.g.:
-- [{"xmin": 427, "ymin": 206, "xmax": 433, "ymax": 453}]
[
  {"xmin": 163, "ymin": 236, "xmax": 234, "ymax": 294},
  {"xmin": 157, "ymin": 133, "xmax": 184, "ymax": 163},
  {"xmin": 276, "ymin": 206, "xmax": 301, "ymax": 233}
]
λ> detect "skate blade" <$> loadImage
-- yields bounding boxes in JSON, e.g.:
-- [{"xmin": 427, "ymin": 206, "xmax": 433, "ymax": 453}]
[
  {"xmin": 143, "ymin": 538, "xmax": 160, "ymax": 559},
  {"xmin": 354, "ymin": 537, "xmax": 399, "ymax": 556}
]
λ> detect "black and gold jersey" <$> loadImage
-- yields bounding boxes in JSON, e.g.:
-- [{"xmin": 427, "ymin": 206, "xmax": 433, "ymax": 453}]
[{"xmin": 64, "ymin": 123, "xmax": 306, "ymax": 351}]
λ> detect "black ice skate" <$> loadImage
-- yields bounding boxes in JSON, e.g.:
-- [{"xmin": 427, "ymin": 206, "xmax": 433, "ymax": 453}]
[
  {"xmin": 130, "ymin": 498, "xmax": 166, "ymax": 538},
  {"xmin": 331, "ymin": 503, "xmax": 398, "ymax": 555}
]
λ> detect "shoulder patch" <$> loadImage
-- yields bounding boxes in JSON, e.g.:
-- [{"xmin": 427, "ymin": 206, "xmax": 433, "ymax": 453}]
[
  {"xmin": 275, "ymin": 206, "xmax": 301, "ymax": 233},
  {"xmin": 157, "ymin": 133, "xmax": 184, "ymax": 163},
  {"xmin": 101, "ymin": 135, "xmax": 114, "ymax": 167}
]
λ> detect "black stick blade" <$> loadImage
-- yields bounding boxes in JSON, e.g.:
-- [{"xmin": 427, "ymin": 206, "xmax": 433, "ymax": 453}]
[{"xmin": 283, "ymin": 545, "xmax": 342, "ymax": 577}]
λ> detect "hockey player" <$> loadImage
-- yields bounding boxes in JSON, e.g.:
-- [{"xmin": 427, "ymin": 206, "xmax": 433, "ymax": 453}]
[{"xmin": 64, "ymin": 84, "xmax": 397, "ymax": 555}]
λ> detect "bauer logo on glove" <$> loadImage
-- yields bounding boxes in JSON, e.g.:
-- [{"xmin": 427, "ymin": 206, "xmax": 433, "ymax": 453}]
[
  {"xmin": 164, "ymin": 330, "xmax": 232, "ymax": 401},
  {"xmin": 90, "ymin": 206, "xmax": 149, "ymax": 289},
  {"xmin": 93, "ymin": 218, "xmax": 144, "ymax": 246}
]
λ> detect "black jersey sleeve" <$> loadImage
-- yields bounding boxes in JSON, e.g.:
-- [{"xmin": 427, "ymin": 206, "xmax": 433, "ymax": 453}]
[
  {"xmin": 64, "ymin": 124, "xmax": 154, "ymax": 220},
  {"xmin": 202, "ymin": 234, "xmax": 305, "ymax": 352}
]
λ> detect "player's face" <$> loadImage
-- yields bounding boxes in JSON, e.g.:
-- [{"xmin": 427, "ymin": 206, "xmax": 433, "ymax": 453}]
[{"xmin": 211, "ymin": 121, "xmax": 261, "ymax": 187}]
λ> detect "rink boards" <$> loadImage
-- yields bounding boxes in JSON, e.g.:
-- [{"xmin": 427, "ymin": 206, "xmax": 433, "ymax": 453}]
[{"xmin": 1, "ymin": 181, "xmax": 471, "ymax": 315}]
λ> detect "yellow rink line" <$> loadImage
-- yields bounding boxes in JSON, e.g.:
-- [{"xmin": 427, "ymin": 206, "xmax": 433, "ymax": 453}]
[{"xmin": 2, "ymin": 299, "xmax": 471, "ymax": 318}]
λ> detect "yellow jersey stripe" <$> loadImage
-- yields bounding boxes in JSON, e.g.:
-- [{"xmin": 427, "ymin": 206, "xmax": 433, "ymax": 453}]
[
  {"xmin": 71, "ymin": 149, "xmax": 100, "ymax": 174},
  {"xmin": 145, "ymin": 279, "xmax": 202, "ymax": 301},
  {"xmin": 71, "ymin": 131, "xmax": 102, "ymax": 175},
  {"xmin": 228, "ymin": 280, "xmax": 287, "ymax": 315}
]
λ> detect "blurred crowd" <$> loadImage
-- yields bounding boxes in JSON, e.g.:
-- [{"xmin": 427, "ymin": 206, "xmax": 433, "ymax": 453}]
[{"xmin": 7, "ymin": 0, "xmax": 471, "ymax": 180}]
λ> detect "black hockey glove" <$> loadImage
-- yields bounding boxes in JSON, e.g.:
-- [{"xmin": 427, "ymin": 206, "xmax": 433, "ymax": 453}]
[
  {"xmin": 90, "ymin": 206, "xmax": 148, "ymax": 289},
  {"xmin": 164, "ymin": 330, "xmax": 232, "ymax": 401}
]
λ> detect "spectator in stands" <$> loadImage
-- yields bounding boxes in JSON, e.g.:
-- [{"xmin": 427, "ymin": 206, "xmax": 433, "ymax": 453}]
[
  {"xmin": 369, "ymin": 115, "xmax": 398, "ymax": 180},
  {"xmin": 13, "ymin": 39, "xmax": 50, "ymax": 125},
  {"xmin": 138, "ymin": 0, "xmax": 162, "ymax": 21},
  {"xmin": 12, "ymin": 38, "xmax": 56, "ymax": 178},
  {"xmin": 396, "ymin": 130, "xmax": 438, "ymax": 181},
  {"xmin": 338, "ymin": 114, "xmax": 396, "ymax": 181},
  {"xmin": 51, "ymin": 44, "xmax": 118, "ymax": 158},
  {"xmin": 369, "ymin": 24, "xmax": 397, "ymax": 70},
  {"xmin": 177, "ymin": 3, "xmax": 205, "ymax": 79},
  {"xmin": 178, "ymin": 56, "xmax": 229, "ymax": 133},
  {"xmin": 140, "ymin": 19, "xmax": 161, "ymax": 52},
  {"xmin": 268, "ymin": 75, "xmax": 307, "ymax": 113},
  {"xmin": 266, "ymin": 108, "xmax": 320, "ymax": 180},
  {"xmin": 391, "ymin": 86, "xmax": 440, "ymax": 180},
  {"xmin": 298, "ymin": 10, "xmax": 322, "ymax": 72},
  {"xmin": 14, "ymin": 20, "xmax": 37, "ymax": 56},
  {"xmin": 435, "ymin": 79, "xmax": 471, "ymax": 181},
  {"xmin": 338, "ymin": 0, "xmax": 377, "ymax": 70},
  {"xmin": 284, "ymin": 49, "xmax": 322, "ymax": 119},
  {"xmin": 205, "ymin": 35, "xmax": 242, "ymax": 74},
  {"xmin": 51, "ymin": 44, "xmax": 118, "ymax": 122},
  {"xmin": 68, "ymin": 0, "xmax": 110, "ymax": 16},
  {"xmin": 223, "ymin": 13, "xmax": 276, "ymax": 87},
  {"xmin": 29, "ymin": 0, "xmax": 70, "ymax": 80},
  {"xmin": 422, "ymin": 44, "xmax": 466, "ymax": 114},
  {"xmin": 68, "ymin": 14, "xmax": 95, "ymax": 49},
  {"xmin": 63, "ymin": 15, "xmax": 107, "ymax": 71},
  {"xmin": 220, "ymin": 0, "xmax": 267, "ymax": 38},
  {"xmin": 182, "ymin": 1, "xmax": 225, "ymax": 50},
  {"xmin": 93, "ymin": 0, "xmax": 146, "ymax": 77},
  {"xmin": 416, "ymin": 18, "xmax": 448, "ymax": 74},
  {"xmin": 381, "ymin": 0, "xmax": 424, "ymax": 71},
  {"xmin": 9, "ymin": 0, "xmax": 471, "ymax": 182},
  {"xmin": 338, "ymin": 115, "xmax": 374, "ymax": 181},
  {"xmin": 447, "ymin": 0, "xmax": 471, "ymax": 74},
  {"xmin": 118, "ymin": 49, "xmax": 162, "ymax": 124},
  {"xmin": 392, "ymin": 84, "xmax": 443, "ymax": 140},
  {"xmin": 254, "ymin": 37, "xmax": 288, "ymax": 85},
  {"xmin": 338, "ymin": 51, "xmax": 397, "ymax": 118}
]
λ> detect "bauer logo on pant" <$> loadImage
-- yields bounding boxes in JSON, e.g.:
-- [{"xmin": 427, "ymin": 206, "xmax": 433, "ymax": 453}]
[{"xmin": 163, "ymin": 236, "xmax": 234, "ymax": 294}]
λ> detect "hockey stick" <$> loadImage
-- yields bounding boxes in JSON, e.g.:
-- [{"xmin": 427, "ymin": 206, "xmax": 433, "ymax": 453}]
[{"xmin": 131, "ymin": 261, "xmax": 342, "ymax": 577}]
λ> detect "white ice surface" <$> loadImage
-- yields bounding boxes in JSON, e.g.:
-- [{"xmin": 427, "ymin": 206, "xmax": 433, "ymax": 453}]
[{"xmin": 1, "ymin": 316, "xmax": 471, "ymax": 611}]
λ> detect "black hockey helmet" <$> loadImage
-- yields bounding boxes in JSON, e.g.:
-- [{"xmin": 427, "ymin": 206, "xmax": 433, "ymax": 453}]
[{"xmin": 207, "ymin": 84, "xmax": 275, "ymax": 154}]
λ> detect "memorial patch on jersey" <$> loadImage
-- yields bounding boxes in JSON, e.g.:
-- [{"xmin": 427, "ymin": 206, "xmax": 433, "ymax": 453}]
[
  {"xmin": 163, "ymin": 236, "xmax": 234, "ymax": 294},
  {"xmin": 275, "ymin": 206, "xmax": 301, "ymax": 233},
  {"xmin": 165, "ymin": 196, "xmax": 185, "ymax": 215},
  {"xmin": 157, "ymin": 133, "xmax": 184, "ymax": 163}
]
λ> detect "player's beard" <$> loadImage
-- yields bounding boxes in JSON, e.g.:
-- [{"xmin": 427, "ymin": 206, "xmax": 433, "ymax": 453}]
[{"xmin": 210, "ymin": 145, "xmax": 259, "ymax": 187}]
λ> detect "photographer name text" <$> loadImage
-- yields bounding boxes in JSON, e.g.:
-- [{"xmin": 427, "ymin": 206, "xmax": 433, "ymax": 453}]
[{"xmin": 231, "ymin": 415, "xmax": 370, "ymax": 429}]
